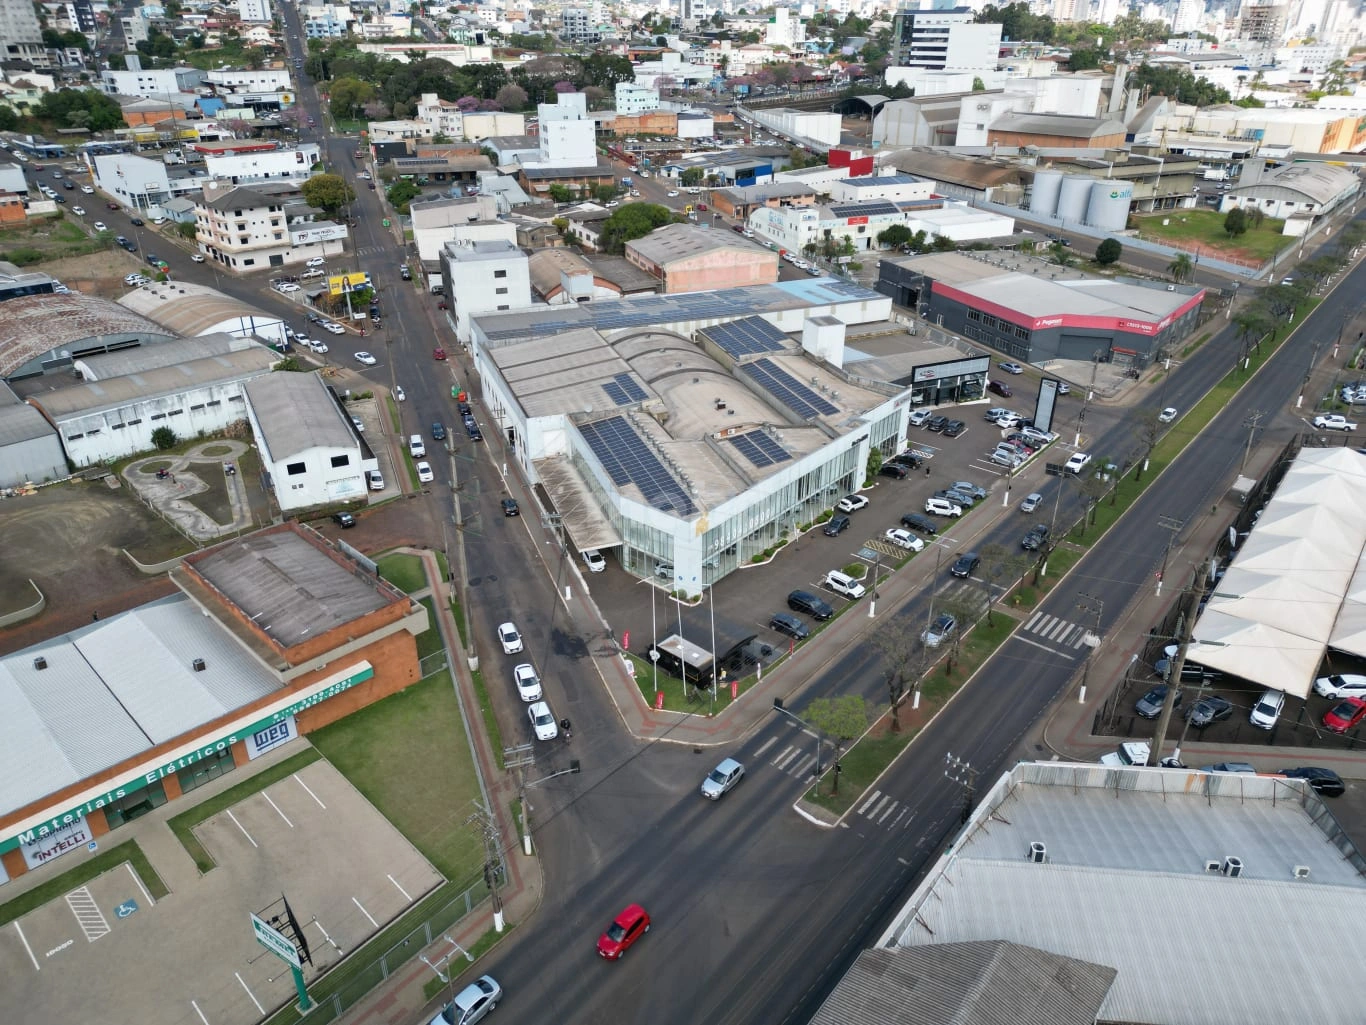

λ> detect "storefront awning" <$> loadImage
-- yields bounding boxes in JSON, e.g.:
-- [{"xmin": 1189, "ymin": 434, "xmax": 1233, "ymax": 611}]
[{"xmin": 534, "ymin": 456, "xmax": 623, "ymax": 553}]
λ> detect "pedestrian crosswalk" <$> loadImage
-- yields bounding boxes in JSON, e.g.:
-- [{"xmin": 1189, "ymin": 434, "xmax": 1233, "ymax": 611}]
[
  {"xmin": 768, "ymin": 740, "xmax": 820, "ymax": 781},
  {"xmin": 355, "ymin": 246, "xmax": 386, "ymax": 258},
  {"xmin": 1022, "ymin": 610, "xmax": 1092, "ymax": 650},
  {"xmin": 853, "ymin": 789, "xmax": 916, "ymax": 831}
]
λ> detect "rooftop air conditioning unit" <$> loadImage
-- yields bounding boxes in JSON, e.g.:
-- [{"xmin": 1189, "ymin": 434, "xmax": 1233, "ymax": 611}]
[
  {"xmin": 33, "ymin": 656, "xmax": 47, "ymax": 670},
  {"xmin": 1028, "ymin": 841, "xmax": 1046, "ymax": 863},
  {"xmin": 1293, "ymin": 865, "xmax": 1311, "ymax": 879},
  {"xmin": 1222, "ymin": 856, "xmax": 1243, "ymax": 877},
  {"xmin": 1205, "ymin": 859, "xmax": 1221, "ymax": 873},
  {"xmin": 192, "ymin": 658, "xmax": 207, "ymax": 672}
]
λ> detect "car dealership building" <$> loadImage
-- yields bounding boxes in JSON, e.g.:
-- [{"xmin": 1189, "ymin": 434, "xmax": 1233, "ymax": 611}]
[{"xmin": 877, "ymin": 251, "xmax": 1205, "ymax": 367}]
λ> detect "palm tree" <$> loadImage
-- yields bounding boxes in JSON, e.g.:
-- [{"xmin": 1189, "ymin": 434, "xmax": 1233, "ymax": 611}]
[{"xmin": 1167, "ymin": 253, "xmax": 1193, "ymax": 283}]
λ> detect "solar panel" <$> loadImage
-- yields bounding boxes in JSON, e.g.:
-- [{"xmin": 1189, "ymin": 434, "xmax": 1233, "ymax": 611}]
[
  {"xmin": 742, "ymin": 358, "xmax": 838, "ymax": 419},
  {"xmin": 578, "ymin": 416, "xmax": 697, "ymax": 516},
  {"xmin": 613, "ymin": 372, "xmax": 648, "ymax": 402},
  {"xmin": 728, "ymin": 431, "xmax": 792, "ymax": 468},
  {"xmin": 705, "ymin": 317, "xmax": 788, "ymax": 359},
  {"xmin": 829, "ymin": 201, "xmax": 900, "ymax": 218},
  {"xmin": 603, "ymin": 381, "xmax": 631, "ymax": 405},
  {"xmin": 820, "ymin": 279, "xmax": 881, "ymax": 299}
]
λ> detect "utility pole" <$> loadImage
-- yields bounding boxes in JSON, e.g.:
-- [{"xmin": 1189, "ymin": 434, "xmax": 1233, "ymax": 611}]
[
  {"xmin": 1241, "ymin": 411, "xmax": 1264, "ymax": 472},
  {"xmin": 944, "ymin": 752, "xmax": 979, "ymax": 824},
  {"xmin": 503, "ymin": 743, "xmax": 535, "ymax": 856},
  {"xmin": 465, "ymin": 803, "xmax": 506, "ymax": 932},
  {"xmin": 1147, "ymin": 571, "xmax": 1199, "ymax": 766},
  {"xmin": 773, "ymin": 697, "xmax": 822, "ymax": 776},
  {"xmin": 1075, "ymin": 592, "xmax": 1104, "ymax": 703},
  {"xmin": 868, "ymin": 550, "xmax": 882, "ymax": 618},
  {"xmin": 1155, "ymin": 515, "xmax": 1183, "ymax": 596}
]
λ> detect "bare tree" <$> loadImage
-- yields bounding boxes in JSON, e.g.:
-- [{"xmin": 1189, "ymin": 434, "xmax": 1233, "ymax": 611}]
[
  {"xmin": 1132, "ymin": 408, "xmax": 1161, "ymax": 483},
  {"xmin": 977, "ymin": 542, "xmax": 1029, "ymax": 626},
  {"xmin": 869, "ymin": 618, "xmax": 925, "ymax": 732}
]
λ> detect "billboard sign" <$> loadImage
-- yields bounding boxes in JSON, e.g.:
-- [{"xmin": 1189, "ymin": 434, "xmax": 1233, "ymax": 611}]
[
  {"xmin": 328, "ymin": 272, "xmax": 371, "ymax": 295},
  {"xmin": 252, "ymin": 913, "xmax": 301, "ymax": 969}
]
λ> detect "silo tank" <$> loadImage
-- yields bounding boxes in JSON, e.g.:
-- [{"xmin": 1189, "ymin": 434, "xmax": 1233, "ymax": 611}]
[
  {"xmin": 1030, "ymin": 169, "xmax": 1063, "ymax": 217},
  {"xmin": 1086, "ymin": 180, "xmax": 1133, "ymax": 233},
  {"xmin": 1056, "ymin": 175, "xmax": 1095, "ymax": 224}
]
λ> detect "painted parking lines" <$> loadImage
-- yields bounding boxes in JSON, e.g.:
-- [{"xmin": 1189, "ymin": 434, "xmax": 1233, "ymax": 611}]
[
  {"xmin": 65, "ymin": 887, "xmax": 110, "ymax": 942},
  {"xmin": 13, "ymin": 922, "xmax": 39, "ymax": 970}
]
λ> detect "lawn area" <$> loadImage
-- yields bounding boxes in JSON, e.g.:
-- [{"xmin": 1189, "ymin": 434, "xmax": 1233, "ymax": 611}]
[
  {"xmin": 1134, "ymin": 209, "xmax": 1289, "ymax": 263},
  {"xmin": 0, "ymin": 216, "xmax": 107, "ymax": 265},
  {"xmin": 182, "ymin": 466, "xmax": 234, "ymax": 526},
  {"xmin": 309, "ymin": 671, "xmax": 484, "ymax": 881},
  {"xmin": 415, "ymin": 596, "xmax": 445, "ymax": 660},
  {"xmin": 0, "ymin": 840, "xmax": 168, "ymax": 927},
  {"xmin": 167, "ymin": 748, "xmax": 323, "ymax": 873},
  {"xmin": 377, "ymin": 551, "xmax": 428, "ymax": 593},
  {"xmin": 803, "ymin": 613, "xmax": 1018, "ymax": 816},
  {"xmin": 629, "ymin": 645, "xmax": 767, "ymax": 714}
]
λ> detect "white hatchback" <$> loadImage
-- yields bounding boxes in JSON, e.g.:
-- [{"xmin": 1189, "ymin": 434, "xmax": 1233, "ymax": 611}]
[
  {"xmin": 498, "ymin": 622, "xmax": 523, "ymax": 654},
  {"xmin": 513, "ymin": 663, "xmax": 542, "ymax": 701},
  {"xmin": 527, "ymin": 701, "xmax": 558, "ymax": 740},
  {"xmin": 884, "ymin": 528, "xmax": 925, "ymax": 551},
  {"xmin": 924, "ymin": 497, "xmax": 963, "ymax": 517}
]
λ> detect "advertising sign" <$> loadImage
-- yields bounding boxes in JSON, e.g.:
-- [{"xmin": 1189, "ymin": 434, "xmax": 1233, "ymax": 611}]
[
  {"xmin": 21, "ymin": 819, "xmax": 94, "ymax": 870},
  {"xmin": 846, "ymin": 216, "xmax": 869, "ymax": 226},
  {"xmin": 245, "ymin": 716, "xmax": 298, "ymax": 760},
  {"xmin": 328, "ymin": 272, "xmax": 371, "ymax": 296},
  {"xmin": 252, "ymin": 913, "xmax": 301, "ymax": 969}
]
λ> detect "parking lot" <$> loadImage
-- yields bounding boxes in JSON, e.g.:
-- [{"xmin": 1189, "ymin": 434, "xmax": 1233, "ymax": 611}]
[{"xmin": 0, "ymin": 758, "xmax": 442, "ymax": 1025}]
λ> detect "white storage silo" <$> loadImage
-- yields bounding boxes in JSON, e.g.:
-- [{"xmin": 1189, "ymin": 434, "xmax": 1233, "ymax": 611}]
[
  {"xmin": 1030, "ymin": 169, "xmax": 1063, "ymax": 218},
  {"xmin": 1086, "ymin": 180, "xmax": 1134, "ymax": 234},
  {"xmin": 1056, "ymin": 175, "xmax": 1095, "ymax": 224}
]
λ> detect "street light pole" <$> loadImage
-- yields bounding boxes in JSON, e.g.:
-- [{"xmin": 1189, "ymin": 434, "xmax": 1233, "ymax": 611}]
[
  {"xmin": 1155, "ymin": 514, "xmax": 1183, "ymax": 596},
  {"xmin": 1075, "ymin": 592, "xmax": 1104, "ymax": 703},
  {"xmin": 772, "ymin": 698, "xmax": 822, "ymax": 776}
]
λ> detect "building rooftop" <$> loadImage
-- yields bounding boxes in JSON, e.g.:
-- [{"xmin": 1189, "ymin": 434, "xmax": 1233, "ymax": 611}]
[
  {"xmin": 1235, "ymin": 161, "xmax": 1359, "ymax": 205},
  {"xmin": 447, "ymin": 239, "xmax": 522, "ymax": 263},
  {"xmin": 883, "ymin": 148, "xmax": 1025, "ymax": 190},
  {"xmin": 244, "ymin": 371, "xmax": 354, "ymax": 463},
  {"xmin": 0, "ymin": 596, "xmax": 282, "ymax": 821},
  {"xmin": 202, "ymin": 185, "xmax": 280, "ymax": 212},
  {"xmin": 0, "ymin": 381, "xmax": 53, "ymax": 448},
  {"xmin": 989, "ymin": 111, "xmax": 1128, "ymax": 138},
  {"xmin": 625, "ymin": 222, "xmax": 770, "ymax": 266},
  {"xmin": 880, "ymin": 760, "xmax": 1366, "ymax": 1025},
  {"xmin": 73, "ymin": 333, "xmax": 255, "ymax": 378},
  {"xmin": 0, "ymin": 293, "xmax": 172, "ymax": 379},
  {"xmin": 840, "ymin": 173, "xmax": 921, "ymax": 188},
  {"xmin": 118, "ymin": 280, "xmax": 282, "ymax": 337}
]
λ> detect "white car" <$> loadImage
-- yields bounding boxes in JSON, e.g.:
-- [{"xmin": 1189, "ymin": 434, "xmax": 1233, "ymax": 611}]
[
  {"xmin": 394, "ymin": 385, "xmax": 406, "ymax": 401},
  {"xmin": 124, "ymin": 273, "xmax": 147, "ymax": 286},
  {"xmin": 527, "ymin": 700, "xmax": 558, "ymax": 740},
  {"xmin": 351, "ymin": 416, "xmax": 365, "ymax": 433},
  {"xmin": 191, "ymin": 253, "xmax": 205, "ymax": 263},
  {"xmin": 837, "ymin": 494, "xmax": 869, "ymax": 513},
  {"xmin": 92, "ymin": 221, "xmax": 107, "ymax": 232},
  {"xmin": 1314, "ymin": 673, "xmax": 1366, "ymax": 699},
  {"xmin": 1064, "ymin": 451, "xmax": 1092, "ymax": 474},
  {"xmin": 924, "ymin": 497, "xmax": 963, "ymax": 517},
  {"xmin": 409, "ymin": 434, "xmax": 426, "ymax": 458},
  {"xmin": 990, "ymin": 450, "xmax": 1024, "ymax": 469},
  {"xmin": 366, "ymin": 468, "xmax": 384, "ymax": 491},
  {"xmin": 513, "ymin": 663, "xmax": 542, "ymax": 701},
  {"xmin": 1249, "ymin": 688, "xmax": 1286, "ymax": 729},
  {"xmin": 308, "ymin": 339, "xmax": 328, "ymax": 353},
  {"xmin": 1314, "ymin": 413, "xmax": 1357, "ymax": 431},
  {"xmin": 498, "ymin": 621, "xmax": 524, "ymax": 654},
  {"xmin": 72, "ymin": 205, "xmax": 85, "ymax": 216},
  {"xmin": 429, "ymin": 975, "xmax": 502, "ymax": 1025},
  {"xmin": 884, "ymin": 528, "xmax": 925, "ymax": 551},
  {"xmin": 416, "ymin": 460, "xmax": 434, "ymax": 483},
  {"xmin": 667, "ymin": 190, "xmax": 680, "ymax": 197},
  {"xmin": 305, "ymin": 257, "xmax": 326, "ymax": 267},
  {"xmin": 151, "ymin": 216, "xmax": 167, "ymax": 225},
  {"xmin": 993, "ymin": 412, "xmax": 1022, "ymax": 429},
  {"xmin": 1158, "ymin": 407, "xmax": 1178, "ymax": 423},
  {"xmin": 353, "ymin": 351, "xmax": 377, "ymax": 366},
  {"xmin": 1020, "ymin": 492, "xmax": 1043, "ymax": 513},
  {"xmin": 324, "ymin": 322, "xmax": 345, "ymax": 335},
  {"xmin": 278, "ymin": 282, "xmax": 301, "ymax": 293},
  {"xmin": 80, "ymin": 185, "xmax": 93, "ymax": 194},
  {"xmin": 582, "ymin": 548, "xmax": 606, "ymax": 573}
]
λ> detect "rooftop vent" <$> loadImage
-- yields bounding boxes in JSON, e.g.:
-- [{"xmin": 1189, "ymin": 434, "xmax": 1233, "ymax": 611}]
[
  {"xmin": 1293, "ymin": 865, "xmax": 1311, "ymax": 879},
  {"xmin": 1028, "ymin": 841, "xmax": 1046, "ymax": 863},
  {"xmin": 33, "ymin": 656, "xmax": 47, "ymax": 671},
  {"xmin": 1222, "ymin": 856, "xmax": 1243, "ymax": 877},
  {"xmin": 1204, "ymin": 859, "xmax": 1221, "ymax": 873},
  {"xmin": 192, "ymin": 657, "xmax": 207, "ymax": 672}
]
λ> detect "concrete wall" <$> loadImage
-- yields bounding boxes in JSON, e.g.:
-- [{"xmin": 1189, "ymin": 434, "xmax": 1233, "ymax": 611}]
[{"xmin": 660, "ymin": 249, "xmax": 779, "ymax": 293}]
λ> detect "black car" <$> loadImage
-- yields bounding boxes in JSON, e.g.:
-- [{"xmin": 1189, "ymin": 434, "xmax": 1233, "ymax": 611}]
[
  {"xmin": 1021, "ymin": 524, "xmax": 1050, "ymax": 551},
  {"xmin": 950, "ymin": 552, "xmax": 980, "ymax": 578},
  {"xmin": 942, "ymin": 419, "xmax": 966, "ymax": 438},
  {"xmin": 1278, "ymin": 766, "xmax": 1345, "ymax": 797},
  {"xmin": 823, "ymin": 514, "xmax": 851, "ymax": 536},
  {"xmin": 53, "ymin": 194, "xmax": 65, "ymax": 204},
  {"xmin": 769, "ymin": 612, "xmax": 810, "ymax": 640},
  {"xmin": 1184, "ymin": 695, "xmax": 1233, "ymax": 728},
  {"xmin": 431, "ymin": 421, "xmax": 446, "ymax": 441},
  {"xmin": 888, "ymin": 452, "xmax": 922, "ymax": 469},
  {"xmin": 988, "ymin": 380, "xmax": 1012, "ymax": 398},
  {"xmin": 308, "ymin": 312, "xmax": 324, "ymax": 324},
  {"xmin": 1135, "ymin": 683, "xmax": 1181, "ymax": 719},
  {"xmin": 458, "ymin": 402, "xmax": 473, "ymax": 417},
  {"xmin": 331, "ymin": 511, "xmax": 356, "ymax": 528},
  {"xmin": 466, "ymin": 421, "xmax": 483, "ymax": 441},
  {"xmin": 129, "ymin": 216, "xmax": 144, "ymax": 226},
  {"xmin": 878, "ymin": 463, "xmax": 909, "ymax": 479},
  {"xmin": 1154, "ymin": 658, "xmax": 1222, "ymax": 682},
  {"xmin": 926, "ymin": 415, "xmax": 949, "ymax": 432},
  {"xmin": 62, "ymin": 180, "xmax": 74, "ymax": 189},
  {"xmin": 900, "ymin": 512, "xmax": 937, "ymax": 535},
  {"xmin": 787, "ymin": 590, "xmax": 834, "ymax": 621},
  {"xmin": 501, "ymin": 498, "xmax": 520, "ymax": 516}
]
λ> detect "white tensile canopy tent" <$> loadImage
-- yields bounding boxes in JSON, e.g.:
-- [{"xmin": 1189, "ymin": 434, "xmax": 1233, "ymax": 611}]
[{"xmin": 1186, "ymin": 448, "xmax": 1366, "ymax": 699}]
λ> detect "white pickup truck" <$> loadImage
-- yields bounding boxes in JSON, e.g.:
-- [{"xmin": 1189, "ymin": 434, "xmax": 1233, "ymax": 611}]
[
  {"xmin": 1100, "ymin": 741, "xmax": 1150, "ymax": 767},
  {"xmin": 1314, "ymin": 414, "xmax": 1357, "ymax": 432}
]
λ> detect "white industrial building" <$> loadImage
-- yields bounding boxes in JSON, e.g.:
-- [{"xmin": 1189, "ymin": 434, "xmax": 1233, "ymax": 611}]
[
  {"xmin": 749, "ymin": 197, "xmax": 1013, "ymax": 253},
  {"xmin": 677, "ymin": 111, "xmax": 715, "ymax": 139},
  {"xmin": 204, "ymin": 143, "xmax": 322, "ymax": 187},
  {"xmin": 749, "ymin": 107, "xmax": 841, "ymax": 147},
  {"xmin": 100, "ymin": 65, "xmax": 205, "ymax": 98},
  {"xmin": 237, "ymin": 0, "xmax": 272, "ymax": 22},
  {"xmin": 439, "ymin": 240, "xmax": 532, "ymax": 345},
  {"xmin": 92, "ymin": 152, "xmax": 205, "ymax": 216},
  {"xmin": 633, "ymin": 51, "xmax": 714, "ymax": 91},
  {"xmin": 466, "ymin": 281, "xmax": 903, "ymax": 595},
  {"xmin": 829, "ymin": 175, "xmax": 933, "ymax": 204},
  {"xmin": 1220, "ymin": 161, "xmax": 1360, "ymax": 230},
  {"xmin": 0, "ymin": 383, "xmax": 66, "ymax": 487},
  {"xmin": 615, "ymin": 82, "xmax": 660, "ymax": 115},
  {"xmin": 118, "ymin": 281, "xmax": 289, "ymax": 349},
  {"xmin": 244, "ymin": 371, "xmax": 374, "ymax": 511},
  {"xmin": 204, "ymin": 68, "xmax": 292, "ymax": 94}
]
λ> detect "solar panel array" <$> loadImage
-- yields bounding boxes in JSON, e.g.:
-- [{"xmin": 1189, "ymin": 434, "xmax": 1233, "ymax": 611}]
[
  {"xmin": 828, "ymin": 201, "xmax": 900, "ymax": 219},
  {"xmin": 602, "ymin": 372, "xmax": 648, "ymax": 406},
  {"xmin": 819, "ymin": 279, "xmax": 881, "ymax": 299},
  {"xmin": 743, "ymin": 358, "xmax": 839, "ymax": 419},
  {"xmin": 728, "ymin": 431, "xmax": 792, "ymax": 468},
  {"xmin": 704, "ymin": 317, "xmax": 788, "ymax": 359},
  {"xmin": 578, "ymin": 416, "xmax": 697, "ymax": 516}
]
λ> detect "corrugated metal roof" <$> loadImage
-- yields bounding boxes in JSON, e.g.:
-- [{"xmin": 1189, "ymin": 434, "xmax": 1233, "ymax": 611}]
[
  {"xmin": 988, "ymin": 111, "xmax": 1127, "ymax": 138},
  {"xmin": 244, "ymin": 370, "xmax": 355, "ymax": 461},
  {"xmin": 0, "ymin": 394, "xmax": 54, "ymax": 445},
  {"xmin": 0, "ymin": 294, "xmax": 172, "ymax": 378},
  {"xmin": 74, "ymin": 334, "xmax": 246, "ymax": 379},
  {"xmin": 119, "ymin": 281, "xmax": 282, "ymax": 338}
]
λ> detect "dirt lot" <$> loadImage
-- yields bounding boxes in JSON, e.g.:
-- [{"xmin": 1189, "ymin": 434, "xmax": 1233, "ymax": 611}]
[
  {"xmin": 0, "ymin": 481, "xmax": 183, "ymax": 654},
  {"xmin": 43, "ymin": 248, "xmax": 147, "ymax": 299}
]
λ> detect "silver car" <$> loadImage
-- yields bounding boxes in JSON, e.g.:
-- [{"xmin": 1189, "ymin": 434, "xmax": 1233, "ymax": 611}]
[
  {"xmin": 430, "ymin": 975, "xmax": 502, "ymax": 1025},
  {"xmin": 700, "ymin": 757, "xmax": 745, "ymax": 799}
]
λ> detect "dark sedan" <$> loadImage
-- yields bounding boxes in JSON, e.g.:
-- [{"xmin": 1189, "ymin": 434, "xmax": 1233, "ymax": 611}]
[
  {"xmin": 1135, "ymin": 683, "xmax": 1181, "ymax": 719},
  {"xmin": 1184, "ymin": 695, "xmax": 1233, "ymax": 729},
  {"xmin": 878, "ymin": 463, "xmax": 909, "ymax": 479},
  {"xmin": 501, "ymin": 498, "xmax": 520, "ymax": 516},
  {"xmin": 769, "ymin": 612, "xmax": 810, "ymax": 640},
  {"xmin": 926, "ymin": 415, "xmax": 949, "ymax": 432},
  {"xmin": 942, "ymin": 419, "xmax": 966, "ymax": 438},
  {"xmin": 1021, "ymin": 524, "xmax": 1050, "ymax": 551},
  {"xmin": 1278, "ymin": 766, "xmax": 1345, "ymax": 797},
  {"xmin": 950, "ymin": 552, "xmax": 980, "ymax": 578}
]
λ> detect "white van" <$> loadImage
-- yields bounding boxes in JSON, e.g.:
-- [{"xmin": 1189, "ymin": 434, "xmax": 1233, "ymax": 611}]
[{"xmin": 824, "ymin": 569, "xmax": 866, "ymax": 599}]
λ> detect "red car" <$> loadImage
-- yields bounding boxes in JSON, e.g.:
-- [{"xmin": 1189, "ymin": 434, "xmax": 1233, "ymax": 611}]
[
  {"xmin": 432, "ymin": 347, "xmax": 447, "ymax": 361},
  {"xmin": 597, "ymin": 903, "xmax": 650, "ymax": 960},
  {"xmin": 1324, "ymin": 697, "xmax": 1366, "ymax": 734},
  {"xmin": 106, "ymin": 201, "xmax": 118, "ymax": 210}
]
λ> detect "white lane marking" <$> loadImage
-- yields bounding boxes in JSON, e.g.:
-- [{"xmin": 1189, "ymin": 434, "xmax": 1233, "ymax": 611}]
[
  {"xmin": 754, "ymin": 736, "xmax": 778, "ymax": 758},
  {"xmin": 124, "ymin": 862, "xmax": 154, "ymax": 905},
  {"xmin": 236, "ymin": 973, "xmax": 265, "ymax": 1014},
  {"xmin": 264, "ymin": 793, "xmax": 294, "ymax": 828},
  {"xmin": 870, "ymin": 795, "xmax": 892, "ymax": 820},
  {"xmin": 773, "ymin": 746, "xmax": 800, "ymax": 771},
  {"xmin": 227, "ymin": 810, "xmax": 258, "ymax": 847},
  {"xmin": 294, "ymin": 774, "xmax": 327, "ymax": 809},
  {"xmin": 1070, "ymin": 631, "xmax": 1090, "ymax": 649},
  {"xmin": 191, "ymin": 999, "xmax": 210, "ymax": 1025},
  {"xmin": 14, "ymin": 922, "xmax": 39, "ymax": 970},
  {"xmin": 352, "ymin": 897, "xmax": 379, "ymax": 929},
  {"xmin": 312, "ymin": 918, "xmax": 342, "ymax": 956},
  {"xmin": 1025, "ymin": 611, "xmax": 1043, "ymax": 630},
  {"xmin": 1045, "ymin": 618, "xmax": 1072, "ymax": 641},
  {"xmin": 1033, "ymin": 614, "xmax": 1055, "ymax": 635},
  {"xmin": 1055, "ymin": 625, "xmax": 1078, "ymax": 645},
  {"xmin": 790, "ymin": 755, "xmax": 815, "ymax": 778},
  {"xmin": 1015, "ymin": 635, "xmax": 1078, "ymax": 660},
  {"xmin": 891, "ymin": 807, "xmax": 911, "ymax": 830},
  {"xmin": 857, "ymin": 790, "xmax": 882, "ymax": 815},
  {"xmin": 388, "ymin": 874, "xmax": 412, "ymax": 902},
  {"xmin": 877, "ymin": 801, "xmax": 899, "ymax": 825}
]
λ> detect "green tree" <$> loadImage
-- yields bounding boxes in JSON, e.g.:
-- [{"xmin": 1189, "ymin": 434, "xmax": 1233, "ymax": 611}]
[
  {"xmin": 385, "ymin": 179, "xmax": 420, "ymax": 212},
  {"xmin": 36, "ymin": 88, "xmax": 124, "ymax": 131},
  {"xmin": 1094, "ymin": 237, "xmax": 1122, "ymax": 265},
  {"xmin": 1068, "ymin": 47, "xmax": 1105, "ymax": 72},
  {"xmin": 495, "ymin": 83, "xmax": 528, "ymax": 110},
  {"xmin": 1223, "ymin": 205, "xmax": 1248, "ymax": 238},
  {"xmin": 1166, "ymin": 252, "xmax": 1193, "ymax": 282},
  {"xmin": 176, "ymin": 221, "xmax": 197, "ymax": 240},
  {"xmin": 868, "ymin": 618, "xmax": 927, "ymax": 734},
  {"xmin": 680, "ymin": 167, "xmax": 705, "ymax": 187},
  {"xmin": 931, "ymin": 234, "xmax": 956, "ymax": 252},
  {"xmin": 802, "ymin": 695, "xmax": 870, "ymax": 795},
  {"xmin": 329, "ymin": 77, "xmax": 376, "ymax": 119},
  {"xmin": 598, "ymin": 202, "xmax": 674, "ymax": 253},
  {"xmin": 876, "ymin": 224, "xmax": 912, "ymax": 248},
  {"xmin": 151, "ymin": 426, "xmax": 178, "ymax": 450},
  {"xmin": 971, "ymin": 76, "xmax": 986, "ymax": 91},
  {"xmin": 300, "ymin": 173, "xmax": 356, "ymax": 215},
  {"xmin": 593, "ymin": 183, "xmax": 618, "ymax": 204},
  {"xmin": 865, "ymin": 446, "xmax": 882, "ymax": 484},
  {"xmin": 547, "ymin": 183, "xmax": 575, "ymax": 203}
]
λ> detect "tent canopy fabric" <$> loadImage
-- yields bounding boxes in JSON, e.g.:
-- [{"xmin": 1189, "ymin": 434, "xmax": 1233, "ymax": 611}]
[{"xmin": 1190, "ymin": 448, "xmax": 1366, "ymax": 699}]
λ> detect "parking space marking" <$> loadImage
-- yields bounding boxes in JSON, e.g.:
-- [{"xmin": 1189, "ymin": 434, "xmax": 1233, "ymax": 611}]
[
  {"xmin": 66, "ymin": 887, "xmax": 110, "ymax": 942},
  {"xmin": 191, "ymin": 998, "xmax": 210, "ymax": 1025},
  {"xmin": 124, "ymin": 861, "xmax": 155, "ymax": 905},
  {"xmin": 227, "ymin": 809, "xmax": 258, "ymax": 847},
  {"xmin": 236, "ymin": 972, "xmax": 265, "ymax": 1014},
  {"xmin": 264, "ymin": 793, "xmax": 294, "ymax": 828},
  {"xmin": 352, "ymin": 897, "xmax": 379, "ymax": 929},
  {"xmin": 13, "ymin": 922, "xmax": 39, "ymax": 970},
  {"xmin": 754, "ymin": 736, "xmax": 778, "ymax": 759},
  {"xmin": 313, "ymin": 918, "xmax": 343, "ymax": 958},
  {"xmin": 294, "ymin": 774, "xmax": 327, "ymax": 809},
  {"xmin": 388, "ymin": 874, "xmax": 412, "ymax": 902}
]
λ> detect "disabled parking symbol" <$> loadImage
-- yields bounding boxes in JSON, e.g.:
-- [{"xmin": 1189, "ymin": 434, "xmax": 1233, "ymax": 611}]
[{"xmin": 113, "ymin": 900, "xmax": 138, "ymax": 919}]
